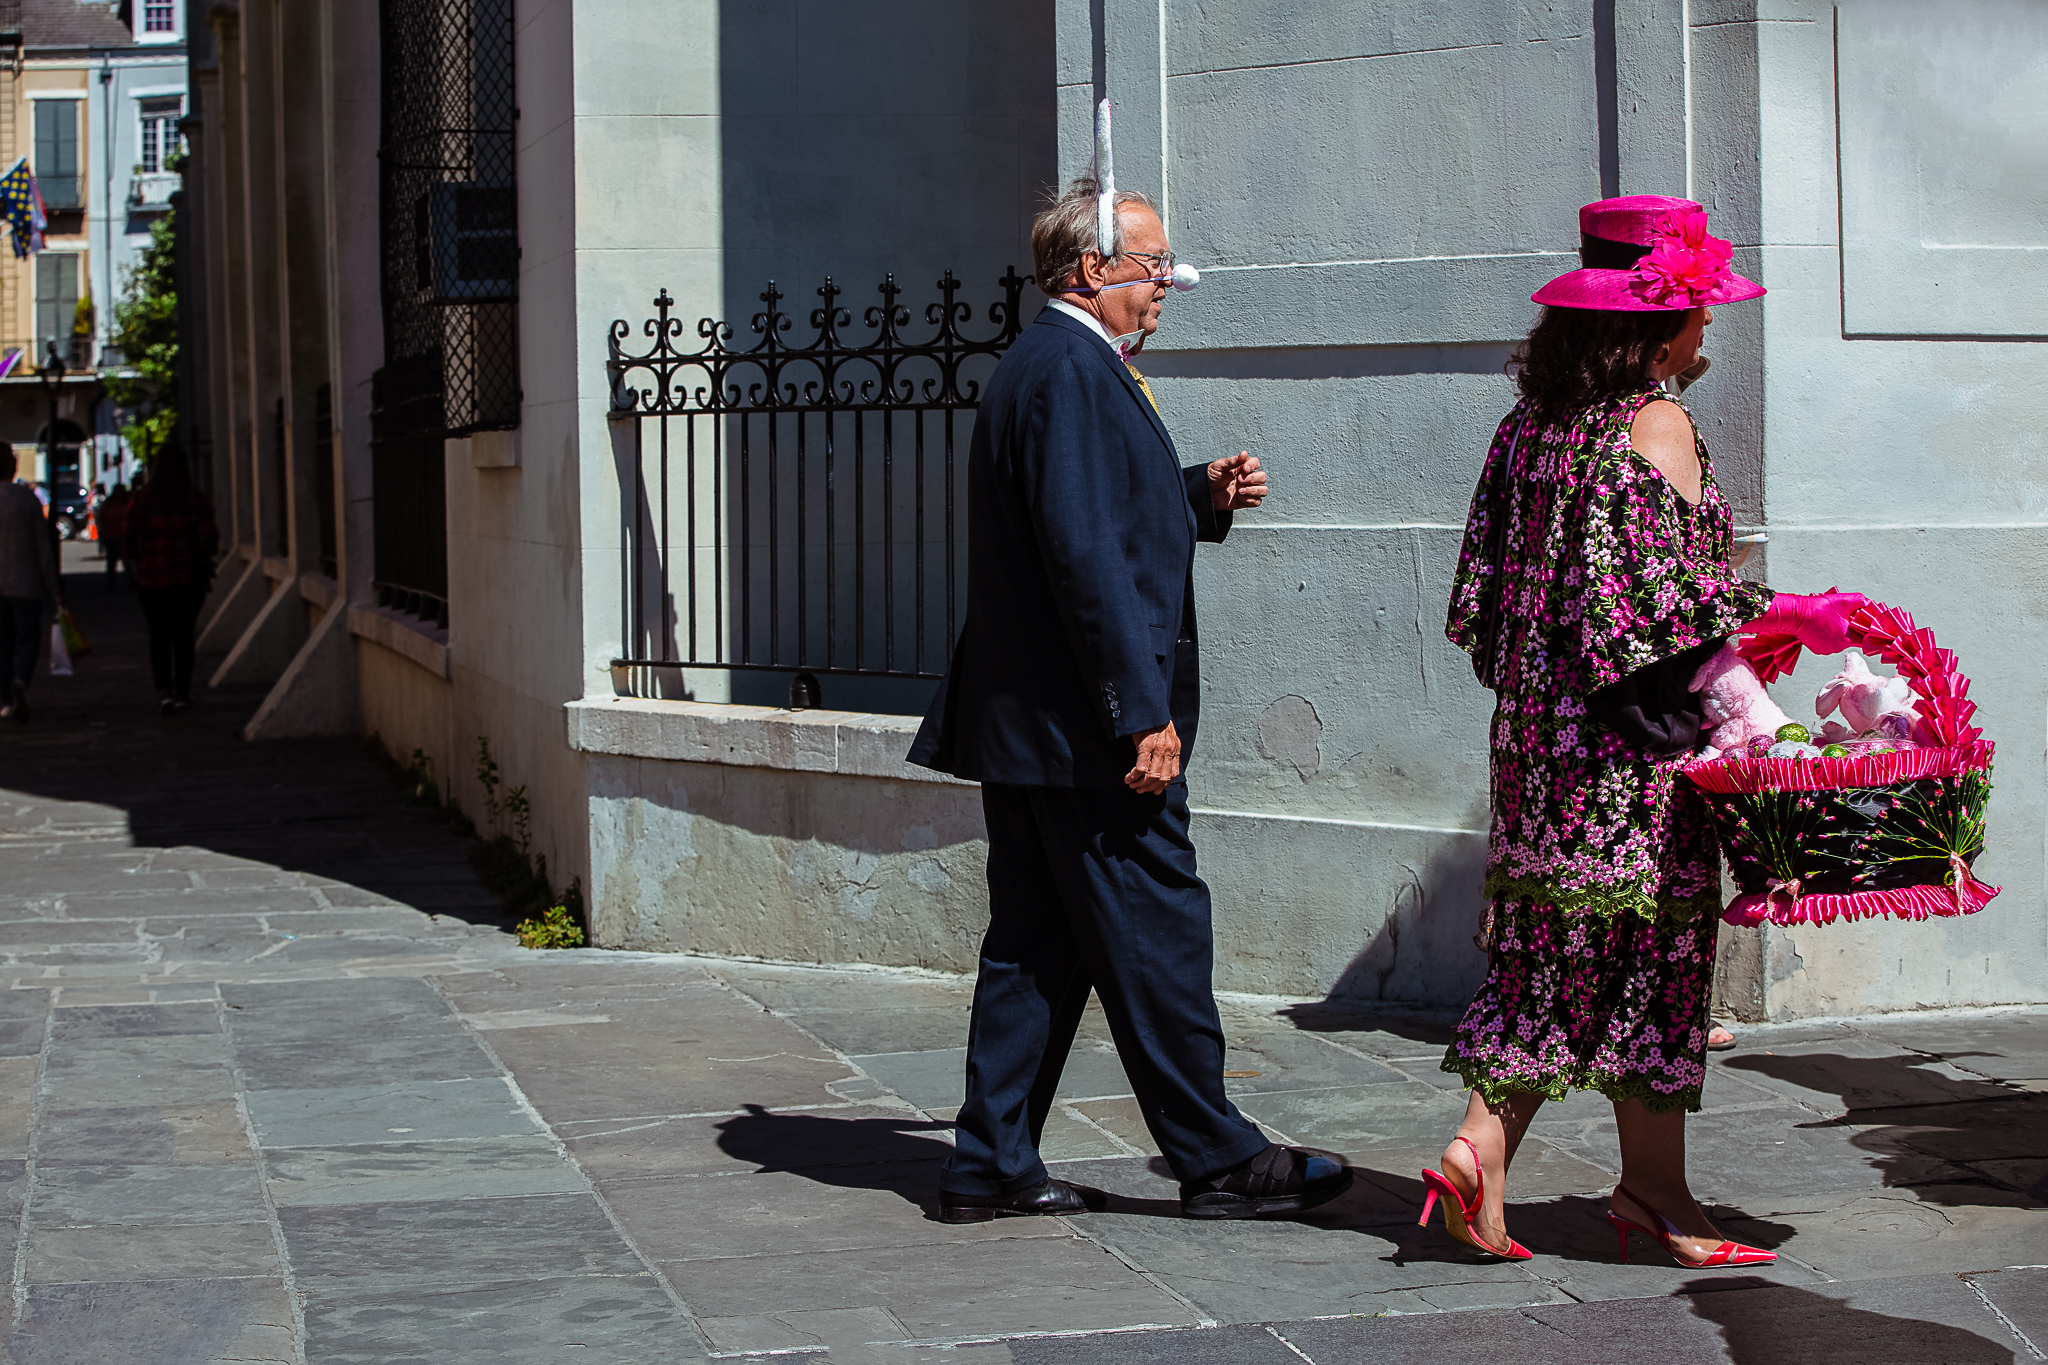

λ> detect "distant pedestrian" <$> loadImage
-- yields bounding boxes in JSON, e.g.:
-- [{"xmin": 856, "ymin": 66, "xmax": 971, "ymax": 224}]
[
  {"xmin": 0, "ymin": 476, "xmax": 61, "ymax": 723},
  {"xmin": 97, "ymin": 482, "xmax": 133, "ymax": 578},
  {"xmin": 125, "ymin": 452, "xmax": 219, "ymax": 715}
]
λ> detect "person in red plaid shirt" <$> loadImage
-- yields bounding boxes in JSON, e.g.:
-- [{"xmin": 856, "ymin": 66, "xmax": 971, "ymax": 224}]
[{"xmin": 125, "ymin": 452, "xmax": 220, "ymax": 714}]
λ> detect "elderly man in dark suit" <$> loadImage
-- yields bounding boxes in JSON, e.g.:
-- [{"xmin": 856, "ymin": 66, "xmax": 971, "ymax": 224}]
[{"xmin": 909, "ymin": 179, "xmax": 1352, "ymax": 1223}]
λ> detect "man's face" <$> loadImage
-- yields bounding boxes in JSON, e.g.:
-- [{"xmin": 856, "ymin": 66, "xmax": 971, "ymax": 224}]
[{"xmin": 1082, "ymin": 205, "xmax": 1171, "ymax": 340}]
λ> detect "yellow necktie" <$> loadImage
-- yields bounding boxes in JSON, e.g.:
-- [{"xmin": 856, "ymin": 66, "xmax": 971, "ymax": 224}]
[{"xmin": 1124, "ymin": 360, "xmax": 1161, "ymax": 417}]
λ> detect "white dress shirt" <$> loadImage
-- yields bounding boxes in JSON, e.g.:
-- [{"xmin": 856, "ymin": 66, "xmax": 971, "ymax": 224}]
[{"xmin": 1047, "ymin": 298, "xmax": 1142, "ymax": 356}]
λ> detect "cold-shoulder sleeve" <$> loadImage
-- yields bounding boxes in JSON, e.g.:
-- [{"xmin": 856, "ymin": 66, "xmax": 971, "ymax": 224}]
[
  {"xmin": 1446, "ymin": 405, "xmax": 1530, "ymax": 666},
  {"xmin": 1572, "ymin": 448, "xmax": 1772, "ymax": 690}
]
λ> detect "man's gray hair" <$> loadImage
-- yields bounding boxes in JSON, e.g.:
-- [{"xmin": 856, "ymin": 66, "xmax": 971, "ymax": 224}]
[{"xmin": 1032, "ymin": 176, "xmax": 1158, "ymax": 298}]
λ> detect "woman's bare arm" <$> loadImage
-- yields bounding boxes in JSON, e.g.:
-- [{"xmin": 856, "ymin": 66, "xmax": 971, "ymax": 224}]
[{"xmin": 1629, "ymin": 398, "xmax": 1703, "ymax": 506}]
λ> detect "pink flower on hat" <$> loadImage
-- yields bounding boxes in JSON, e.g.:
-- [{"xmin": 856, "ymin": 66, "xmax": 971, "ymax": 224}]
[{"xmin": 1631, "ymin": 207, "xmax": 1736, "ymax": 308}]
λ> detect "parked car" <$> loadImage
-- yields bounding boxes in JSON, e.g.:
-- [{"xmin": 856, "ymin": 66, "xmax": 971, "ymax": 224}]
[{"xmin": 48, "ymin": 484, "xmax": 89, "ymax": 540}]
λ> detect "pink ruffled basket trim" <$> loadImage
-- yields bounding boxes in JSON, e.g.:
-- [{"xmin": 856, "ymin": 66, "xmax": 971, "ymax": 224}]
[
  {"xmin": 1724, "ymin": 876, "xmax": 2000, "ymax": 929},
  {"xmin": 1684, "ymin": 740, "xmax": 1995, "ymax": 794}
]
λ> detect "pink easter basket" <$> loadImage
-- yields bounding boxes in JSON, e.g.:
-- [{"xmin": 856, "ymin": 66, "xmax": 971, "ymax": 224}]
[{"xmin": 1683, "ymin": 602, "xmax": 1997, "ymax": 928}]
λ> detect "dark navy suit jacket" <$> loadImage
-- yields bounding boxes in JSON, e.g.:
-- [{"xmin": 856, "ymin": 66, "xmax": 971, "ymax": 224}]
[{"xmin": 908, "ymin": 307, "xmax": 1230, "ymax": 789}]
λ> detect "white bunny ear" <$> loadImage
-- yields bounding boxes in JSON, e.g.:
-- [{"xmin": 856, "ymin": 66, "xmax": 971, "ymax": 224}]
[
  {"xmin": 1815, "ymin": 672, "xmax": 1850, "ymax": 718},
  {"xmin": 1094, "ymin": 97, "xmax": 1118, "ymax": 259}
]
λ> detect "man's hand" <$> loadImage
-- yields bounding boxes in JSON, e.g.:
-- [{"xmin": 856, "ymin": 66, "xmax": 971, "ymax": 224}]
[
  {"xmin": 1125, "ymin": 720, "xmax": 1182, "ymax": 794},
  {"xmin": 1207, "ymin": 452, "xmax": 1267, "ymax": 512}
]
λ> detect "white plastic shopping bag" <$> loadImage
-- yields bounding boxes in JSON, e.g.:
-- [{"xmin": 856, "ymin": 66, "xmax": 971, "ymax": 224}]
[{"xmin": 48, "ymin": 621, "xmax": 72, "ymax": 676}]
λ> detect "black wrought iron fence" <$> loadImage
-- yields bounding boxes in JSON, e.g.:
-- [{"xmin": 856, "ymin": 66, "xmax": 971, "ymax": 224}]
[
  {"xmin": 312, "ymin": 383, "xmax": 337, "ymax": 580},
  {"xmin": 606, "ymin": 270, "xmax": 1029, "ymax": 682}
]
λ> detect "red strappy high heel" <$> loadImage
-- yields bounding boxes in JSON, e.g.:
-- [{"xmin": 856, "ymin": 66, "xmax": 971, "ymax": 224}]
[
  {"xmin": 1608, "ymin": 1185, "xmax": 1775, "ymax": 1267},
  {"xmin": 1418, "ymin": 1135, "xmax": 1533, "ymax": 1260}
]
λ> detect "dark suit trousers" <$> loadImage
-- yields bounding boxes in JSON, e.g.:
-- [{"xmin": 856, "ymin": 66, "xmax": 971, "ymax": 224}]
[{"xmin": 941, "ymin": 780, "xmax": 1268, "ymax": 1197}]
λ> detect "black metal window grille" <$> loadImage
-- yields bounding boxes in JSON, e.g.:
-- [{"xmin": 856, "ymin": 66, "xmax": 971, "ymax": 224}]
[
  {"xmin": 371, "ymin": 436, "xmax": 449, "ymax": 628},
  {"xmin": 312, "ymin": 383, "xmax": 337, "ymax": 579},
  {"xmin": 270, "ymin": 396, "xmax": 288, "ymax": 556},
  {"xmin": 372, "ymin": 0, "xmax": 516, "ymax": 624},
  {"xmin": 606, "ymin": 270, "xmax": 1028, "ymax": 681}
]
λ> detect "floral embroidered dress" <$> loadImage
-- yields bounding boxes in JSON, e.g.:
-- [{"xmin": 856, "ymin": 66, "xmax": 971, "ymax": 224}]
[{"xmin": 1440, "ymin": 387, "xmax": 1772, "ymax": 1112}]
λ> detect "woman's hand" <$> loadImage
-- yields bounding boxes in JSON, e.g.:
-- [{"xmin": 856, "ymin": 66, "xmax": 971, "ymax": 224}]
[
  {"xmin": 1736, "ymin": 590, "xmax": 1873, "ymax": 681},
  {"xmin": 1207, "ymin": 452, "xmax": 1267, "ymax": 511},
  {"xmin": 1743, "ymin": 590, "xmax": 1872, "ymax": 655}
]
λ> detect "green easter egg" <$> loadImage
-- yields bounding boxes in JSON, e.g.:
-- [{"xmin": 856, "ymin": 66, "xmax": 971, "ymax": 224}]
[
  {"xmin": 1775, "ymin": 723, "xmax": 1811, "ymax": 744},
  {"xmin": 1821, "ymin": 744, "xmax": 1850, "ymax": 757}
]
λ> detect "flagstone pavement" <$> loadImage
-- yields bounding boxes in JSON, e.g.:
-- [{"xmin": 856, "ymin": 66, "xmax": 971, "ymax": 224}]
[{"xmin": 0, "ymin": 547, "xmax": 2042, "ymax": 1363}]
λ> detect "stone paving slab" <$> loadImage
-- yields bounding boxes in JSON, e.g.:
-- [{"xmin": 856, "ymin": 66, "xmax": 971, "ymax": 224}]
[
  {"xmin": 23, "ymin": 1220, "xmax": 282, "ymax": 1284},
  {"xmin": 301, "ymin": 1275, "xmax": 706, "ymax": 1363},
  {"xmin": 6, "ymin": 1277, "xmax": 299, "ymax": 1365}
]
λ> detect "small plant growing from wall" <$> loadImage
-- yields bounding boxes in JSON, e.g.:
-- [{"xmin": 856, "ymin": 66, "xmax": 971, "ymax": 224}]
[
  {"xmin": 475, "ymin": 736, "xmax": 503, "ymax": 817},
  {"xmin": 517, "ymin": 887, "xmax": 587, "ymax": 950},
  {"xmin": 471, "ymin": 736, "xmax": 583, "ymax": 948}
]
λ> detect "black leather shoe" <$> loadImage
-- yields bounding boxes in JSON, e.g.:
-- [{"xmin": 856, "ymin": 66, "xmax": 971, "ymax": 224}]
[
  {"xmin": 938, "ymin": 1178, "xmax": 1107, "ymax": 1225},
  {"xmin": 1181, "ymin": 1143, "xmax": 1353, "ymax": 1220}
]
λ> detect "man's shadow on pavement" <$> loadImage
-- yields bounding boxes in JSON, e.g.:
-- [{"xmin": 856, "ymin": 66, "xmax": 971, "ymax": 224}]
[
  {"xmin": 713, "ymin": 1103, "xmax": 962, "ymax": 1219},
  {"xmin": 1723, "ymin": 1051, "xmax": 2048, "ymax": 1208}
]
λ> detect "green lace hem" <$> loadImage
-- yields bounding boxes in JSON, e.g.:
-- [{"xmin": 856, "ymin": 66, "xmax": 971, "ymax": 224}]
[
  {"xmin": 1440, "ymin": 1052, "xmax": 1702, "ymax": 1115},
  {"xmin": 1483, "ymin": 872, "xmax": 1720, "ymax": 925}
]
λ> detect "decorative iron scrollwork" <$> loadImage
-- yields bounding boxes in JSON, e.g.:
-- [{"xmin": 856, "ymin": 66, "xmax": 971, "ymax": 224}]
[{"xmin": 607, "ymin": 268, "xmax": 1032, "ymax": 419}]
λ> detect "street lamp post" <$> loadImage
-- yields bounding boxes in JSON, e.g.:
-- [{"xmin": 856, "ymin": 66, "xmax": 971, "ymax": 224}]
[{"xmin": 36, "ymin": 340, "xmax": 65, "ymax": 512}]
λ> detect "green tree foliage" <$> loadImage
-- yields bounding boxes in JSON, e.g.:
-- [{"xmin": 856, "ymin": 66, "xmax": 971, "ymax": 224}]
[{"xmin": 104, "ymin": 188, "xmax": 179, "ymax": 464}]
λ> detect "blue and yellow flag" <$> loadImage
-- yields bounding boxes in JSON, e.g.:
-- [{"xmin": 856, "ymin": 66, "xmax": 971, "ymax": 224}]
[{"xmin": 0, "ymin": 159, "xmax": 47, "ymax": 259}]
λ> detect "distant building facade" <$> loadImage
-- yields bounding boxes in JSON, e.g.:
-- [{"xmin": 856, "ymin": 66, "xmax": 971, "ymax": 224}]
[{"xmin": 0, "ymin": 0, "xmax": 186, "ymax": 499}]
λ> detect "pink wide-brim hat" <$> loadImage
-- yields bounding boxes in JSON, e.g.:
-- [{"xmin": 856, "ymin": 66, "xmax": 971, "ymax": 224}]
[{"xmin": 1532, "ymin": 195, "xmax": 1764, "ymax": 311}]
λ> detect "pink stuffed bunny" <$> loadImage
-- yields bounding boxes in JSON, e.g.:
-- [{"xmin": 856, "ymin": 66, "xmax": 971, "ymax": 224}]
[{"xmin": 1691, "ymin": 642, "xmax": 1793, "ymax": 757}]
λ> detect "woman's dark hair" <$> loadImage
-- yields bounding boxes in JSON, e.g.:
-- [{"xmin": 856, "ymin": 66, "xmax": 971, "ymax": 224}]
[{"xmin": 1509, "ymin": 306, "xmax": 1688, "ymax": 415}]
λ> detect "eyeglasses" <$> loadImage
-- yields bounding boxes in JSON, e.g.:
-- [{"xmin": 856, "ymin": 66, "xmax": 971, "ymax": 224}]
[{"xmin": 1122, "ymin": 250, "xmax": 1176, "ymax": 277}]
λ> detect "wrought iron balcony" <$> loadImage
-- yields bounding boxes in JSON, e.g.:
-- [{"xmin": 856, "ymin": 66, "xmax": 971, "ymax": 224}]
[{"xmin": 128, "ymin": 171, "xmax": 178, "ymax": 211}]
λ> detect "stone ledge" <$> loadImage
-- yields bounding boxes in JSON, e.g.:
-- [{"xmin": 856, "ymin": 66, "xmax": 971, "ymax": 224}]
[
  {"xmin": 297, "ymin": 573, "xmax": 339, "ymax": 611},
  {"xmin": 348, "ymin": 604, "xmax": 450, "ymax": 680},
  {"xmin": 565, "ymin": 697, "xmax": 969, "ymax": 784}
]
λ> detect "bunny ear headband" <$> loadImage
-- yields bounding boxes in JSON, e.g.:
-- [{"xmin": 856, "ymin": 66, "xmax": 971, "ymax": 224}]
[{"xmin": 1073, "ymin": 98, "xmax": 1199, "ymax": 295}]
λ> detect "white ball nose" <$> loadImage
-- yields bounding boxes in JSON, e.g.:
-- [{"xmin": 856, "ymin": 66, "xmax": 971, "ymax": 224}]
[{"xmin": 1170, "ymin": 263, "xmax": 1201, "ymax": 292}]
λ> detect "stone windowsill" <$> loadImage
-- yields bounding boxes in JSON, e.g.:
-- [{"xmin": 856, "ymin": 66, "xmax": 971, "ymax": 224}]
[
  {"xmin": 348, "ymin": 604, "xmax": 450, "ymax": 680},
  {"xmin": 297, "ymin": 573, "xmax": 339, "ymax": 611},
  {"xmin": 565, "ymin": 697, "xmax": 968, "ymax": 785}
]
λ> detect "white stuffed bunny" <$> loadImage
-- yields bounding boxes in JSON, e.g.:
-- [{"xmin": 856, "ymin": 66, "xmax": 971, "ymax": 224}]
[{"xmin": 1816, "ymin": 650, "xmax": 1920, "ymax": 737}]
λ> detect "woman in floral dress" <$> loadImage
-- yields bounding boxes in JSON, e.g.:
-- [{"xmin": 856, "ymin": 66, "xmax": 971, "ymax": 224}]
[{"xmin": 1421, "ymin": 197, "xmax": 1784, "ymax": 1268}]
